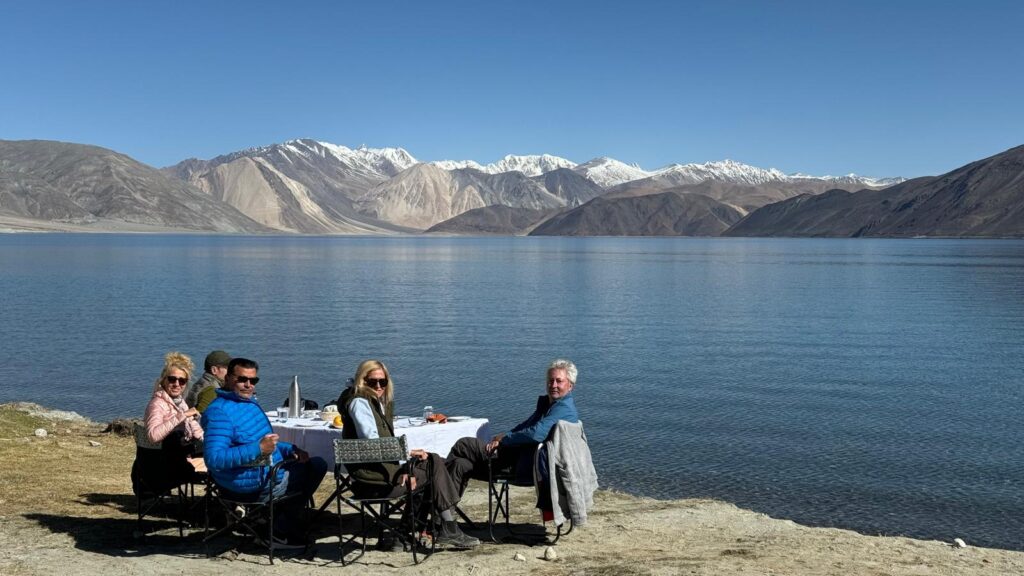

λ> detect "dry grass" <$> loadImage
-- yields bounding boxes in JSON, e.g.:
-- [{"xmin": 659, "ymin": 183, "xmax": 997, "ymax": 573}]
[{"xmin": 0, "ymin": 405, "xmax": 136, "ymax": 519}]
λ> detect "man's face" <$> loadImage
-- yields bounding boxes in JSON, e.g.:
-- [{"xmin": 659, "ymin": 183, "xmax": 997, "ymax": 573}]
[
  {"xmin": 211, "ymin": 364, "xmax": 228, "ymax": 381},
  {"xmin": 547, "ymin": 368, "xmax": 574, "ymax": 401},
  {"xmin": 227, "ymin": 366, "xmax": 259, "ymax": 400}
]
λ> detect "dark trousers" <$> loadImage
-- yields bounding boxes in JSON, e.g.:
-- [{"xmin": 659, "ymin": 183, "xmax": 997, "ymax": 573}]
[
  {"xmin": 446, "ymin": 437, "xmax": 553, "ymax": 511},
  {"xmin": 354, "ymin": 452, "xmax": 461, "ymax": 513},
  {"xmin": 222, "ymin": 456, "xmax": 328, "ymax": 539},
  {"xmin": 445, "ymin": 437, "xmax": 529, "ymax": 494}
]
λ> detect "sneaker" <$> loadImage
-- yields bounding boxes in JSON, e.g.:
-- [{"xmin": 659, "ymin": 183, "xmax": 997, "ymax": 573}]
[
  {"xmin": 270, "ymin": 534, "xmax": 306, "ymax": 551},
  {"xmin": 435, "ymin": 522, "xmax": 480, "ymax": 549}
]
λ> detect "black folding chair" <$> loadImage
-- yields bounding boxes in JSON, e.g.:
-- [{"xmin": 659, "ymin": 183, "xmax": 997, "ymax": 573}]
[
  {"xmin": 486, "ymin": 438, "xmax": 573, "ymax": 545},
  {"xmin": 333, "ymin": 436, "xmax": 434, "ymax": 565},
  {"xmin": 130, "ymin": 422, "xmax": 204, "ymax": 539},
  {"xmin": 202, "ymin": 455, "xmax": 305, "ymax": 564}
]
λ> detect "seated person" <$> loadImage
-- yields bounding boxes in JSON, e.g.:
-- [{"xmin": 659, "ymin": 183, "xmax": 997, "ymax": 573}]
[
  {"xmin": 133, "ymin": 352, "xmax": 205, "ymax": 495},
  {"xmin": 186, "ymin": 349, "xmax": 231, "ymax": 410},
  {"xmin": 144, "ymin": 351, "xmax": 204, "ymax": 448},
  {"xmin": 338, "ymin": 359, "xmax": 479, "ymax": 549},
  {"xmin": 201, "ymin": 357, "xmax": 328, "ymax": 547},
  {"xmin": 445, "ymin": 359, "xmax": 580, "ymax": 516}
]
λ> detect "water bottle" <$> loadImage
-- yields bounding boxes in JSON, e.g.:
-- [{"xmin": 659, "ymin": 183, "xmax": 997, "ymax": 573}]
[
  {"xmin": 423, "ymin": 405, "xmax": 433, "ymax": 421},
  {"xmin": 288, "ymin": 375, "xmax": 301, "ymax": 418}
]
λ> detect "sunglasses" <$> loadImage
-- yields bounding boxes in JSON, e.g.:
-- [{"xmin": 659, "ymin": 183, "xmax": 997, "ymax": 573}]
[
  {"xmin": 165, "ymin": 376, "xmax": 188, "ymax": 385},
  {"xmin": 233, "ymin": 375, "xmax": 260, "ymax": 385},
  {"xmin": 364, "ymin": 378, "xmax": 388, "ymax": 389}
]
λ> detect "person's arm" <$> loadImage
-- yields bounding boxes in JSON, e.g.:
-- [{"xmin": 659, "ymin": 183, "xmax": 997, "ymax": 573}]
[
  {"xmin": 195, "ymin": 385, "xmax": 217, "ymax": 413},
  {"xmin": 200, "ymin": 403, "xmax": 263, "ymax": 470},
  {"xmin": 501, "ymin": 397, "xmax": 578, "ymax": 446},
  {"xmin": 348, "ymin": 397, "xmax": 379, "ymax": 439},
  {"xmin": 144, "ymin": 396, "xmax": 193, "ymax": 444}
]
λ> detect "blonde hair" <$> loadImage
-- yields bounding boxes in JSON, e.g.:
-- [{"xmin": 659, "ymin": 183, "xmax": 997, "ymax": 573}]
[
  {"xmin": 352, "ymin": 359, "xmax": 394, "ymax": 406},
  {"xmin": 153, "ymin": 351, "xmax": 195, "ymax": 393}
]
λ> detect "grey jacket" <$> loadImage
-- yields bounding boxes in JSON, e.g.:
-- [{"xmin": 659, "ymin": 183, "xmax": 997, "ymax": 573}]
[{"xmin": 537, "ymin": 420, "xmax": 599, "ymax": 527}]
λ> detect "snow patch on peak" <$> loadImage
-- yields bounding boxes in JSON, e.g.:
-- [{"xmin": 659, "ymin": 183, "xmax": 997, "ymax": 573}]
[
  {"xmin": 574, "ymin": 157, "xmax": 652, "ymax": 188},
  {"xmin": 654, "ymin": 159, "xmax": 788, "ymax": 186},
  {"xmin": 486, "ymin": 154, "xmax": 577, "ymax": 176},
  {"xmin": 431, "ymin": 159, "xmax": 486, "ymax": 171}
]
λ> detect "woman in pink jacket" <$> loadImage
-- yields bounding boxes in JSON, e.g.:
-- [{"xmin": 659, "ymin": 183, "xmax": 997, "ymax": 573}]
[{"xmin": 144, "ymin": 351, "xmax": 204, "ymax": 446}]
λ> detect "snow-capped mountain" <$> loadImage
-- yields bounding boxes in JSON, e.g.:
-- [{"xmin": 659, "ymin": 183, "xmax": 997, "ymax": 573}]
[
  {"xmin": 790, "ymin": 173, "xmax": 906, "ymax": 187},
  {"xmin": 430, "ymin": 154, "xmax": 576, "ymax": 177},
  {"xmin": 573, "ymin": 157, "xmax": 653, "ymax": 188},
  {"xmin": 652, "ymin": 159, "xmax": 789, "ymax": 186},
  {"xmin": 161, "ymin": 138, "xmax": 905, "ymax": 233}
]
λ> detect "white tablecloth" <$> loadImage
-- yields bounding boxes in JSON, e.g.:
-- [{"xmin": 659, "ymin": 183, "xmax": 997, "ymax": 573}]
[{"xmin": 270, "ymin": 415, "xmax": 491, "ymax": 468}]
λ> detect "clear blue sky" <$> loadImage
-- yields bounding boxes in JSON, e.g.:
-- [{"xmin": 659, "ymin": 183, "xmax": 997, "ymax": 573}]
[{"xmin": 2, "ymin": 1, "xmax": 1022, "ymax": 178}]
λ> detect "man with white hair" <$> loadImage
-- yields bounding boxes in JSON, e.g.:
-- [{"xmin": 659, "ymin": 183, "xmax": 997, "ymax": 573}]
[{"xmin": 445, "ymin": 359, "xmax": 580, "ymax": 504}]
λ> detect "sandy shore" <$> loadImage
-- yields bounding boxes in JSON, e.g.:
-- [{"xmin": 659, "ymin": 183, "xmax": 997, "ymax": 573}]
[{"xmin": 1, "ymin": 402, "xmax": 1021, "ymax": 575}]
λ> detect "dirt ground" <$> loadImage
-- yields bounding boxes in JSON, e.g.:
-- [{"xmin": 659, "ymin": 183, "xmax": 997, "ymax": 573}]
[{"xmin": 1, "ymin": 402, "xmax": 1022, "ymax": 576}]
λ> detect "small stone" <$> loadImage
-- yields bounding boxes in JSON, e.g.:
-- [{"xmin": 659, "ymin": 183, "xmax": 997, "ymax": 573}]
[
  {"xmin": 543, "ymin": 546, "xmax": 558, "ymax": 561},
  {"xmin": 88, "ymin": 440, "xmax": 102, "ymax": 447},
  {"xmin": 33, "ymin": 428, "xmax": 47, "ymax": 438},
  {"xmin": 513, "ymin": 552, "xmax": 526, "ymax": 562},
  {"xmin": 953, "ymin": 538, "xmax": 967, "ymax": 548}
]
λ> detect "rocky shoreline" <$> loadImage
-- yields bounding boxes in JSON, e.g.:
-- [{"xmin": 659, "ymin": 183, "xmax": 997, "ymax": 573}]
[{"xmin": 1, "ymin": 402, "xmax": 1021, "ymax": 575}]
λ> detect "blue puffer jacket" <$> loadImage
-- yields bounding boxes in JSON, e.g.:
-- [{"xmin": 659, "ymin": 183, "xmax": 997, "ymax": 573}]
[
  {"xmin": 201, "ymin": 389, "xmax": 295, "ymax": 493},
  {"xmin": 501, "ymin": 392, "xmax": 579, "ymax": 447}
]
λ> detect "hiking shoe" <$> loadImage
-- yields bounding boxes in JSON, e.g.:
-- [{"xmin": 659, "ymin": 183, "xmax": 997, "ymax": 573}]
[
  {"xmin": 435, "ymin": 530, "xmax": 480, "ymax": 549},
  {"xmin": 436, "ymin": 522, "xmax": 480, "ymax": 549}
]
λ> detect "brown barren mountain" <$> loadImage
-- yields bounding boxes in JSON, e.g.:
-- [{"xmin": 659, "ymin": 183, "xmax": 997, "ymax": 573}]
[
  {"xmin": 425, "ymin": 205, "xmax": 558, "ymax": 235},
  {"xmin": 530, "ymin": 191, "xmax": 743, "ymax": 236},
  {"xmin": 0, "ymin": 140, "xmax": 266, "ymax": 232},
  {"xmin": 727, "ymin": 144, "xmax": 1024, "ymax": 237}
]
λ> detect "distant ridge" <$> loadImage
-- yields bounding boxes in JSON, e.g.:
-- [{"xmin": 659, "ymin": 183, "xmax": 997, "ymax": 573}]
[
  {"xmin": 530, "ymin": 191, "xmax": 743, "ymax": 236},
  {"xmin": 425, "ymin": 205, "xmax": 556, "ymax": 235},
  {"xmin": 0, "ymin": 140, "xmax": 266, "ymax": 232},
  {"xmin": 725, "ymin": 144, "xmax": 1024, "ymax": 238}
]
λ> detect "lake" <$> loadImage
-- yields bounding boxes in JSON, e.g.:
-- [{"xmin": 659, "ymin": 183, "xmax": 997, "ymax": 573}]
[{"xmin": 2, "ymin": 234, "xmax": 1023, "ymax": 549}]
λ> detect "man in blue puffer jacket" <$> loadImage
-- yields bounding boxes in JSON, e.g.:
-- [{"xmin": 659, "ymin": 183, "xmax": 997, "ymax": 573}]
[{"xmin": 202, "ymin": 357, "xmax": 327, "ymax": 546}]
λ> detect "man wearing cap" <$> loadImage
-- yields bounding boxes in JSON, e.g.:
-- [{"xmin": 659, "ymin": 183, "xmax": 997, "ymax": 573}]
[{"xmin": 187, "ymin": 350, "xmax": 231, "ymax": 412}]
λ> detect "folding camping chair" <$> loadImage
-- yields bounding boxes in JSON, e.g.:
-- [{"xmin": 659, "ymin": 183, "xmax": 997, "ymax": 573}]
[
  {"xmin": 202, "ymin": 455, "xmax": 305, "ymax": 564},
  {"xmin": 130, "ymin": 422, "xmax": 203, "ymax": 539},
  {"xmin": 333, "ymin": 436, "xmax": 434, "ymax": 565}
]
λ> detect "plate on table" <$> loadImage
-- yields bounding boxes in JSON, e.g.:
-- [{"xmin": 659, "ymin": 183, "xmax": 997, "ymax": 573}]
[
  {"xmin": 297, "ymin": 421, "xmax": 327, "ymax": 427},
  {"xmin": 447, "ymin": 416, "xmax": 470, "ymax": 422}
]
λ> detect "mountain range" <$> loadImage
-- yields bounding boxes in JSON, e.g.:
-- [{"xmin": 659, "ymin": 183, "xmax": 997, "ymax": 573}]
[
  {"xmin": 726, "ymin": 144, "xmax": 1024, "ymax": 238},
  {"xmin": 4, "ymin": 137, "xmax": 1019, "ymax": 237}
]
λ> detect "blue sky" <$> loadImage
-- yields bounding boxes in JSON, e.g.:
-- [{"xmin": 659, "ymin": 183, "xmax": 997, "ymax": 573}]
[{"xmin": 2, "ymin": 1, "xmax": 1022, "ymax": 177}]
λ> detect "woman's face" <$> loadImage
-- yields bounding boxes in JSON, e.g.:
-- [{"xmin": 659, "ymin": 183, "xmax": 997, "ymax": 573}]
[
  {"xmin": 162, "ymin": 368, "xmax": 189, "ymax": 398},
  {"xmin": 364, "ymin": 368, "xmax": 388, "ymax": 400}
]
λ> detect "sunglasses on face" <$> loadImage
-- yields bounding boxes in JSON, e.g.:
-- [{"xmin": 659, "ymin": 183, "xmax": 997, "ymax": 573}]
[
  {"xmin": 364, "ymin": 378, "xmax": 388, "ymax": 389},
  {"xmin": 165, "ymin": 376, "xmax": 188, "ymax": 385},
  {"xmin": 233, "ymin": 375, "xmax": 259, "ymax": 385}
]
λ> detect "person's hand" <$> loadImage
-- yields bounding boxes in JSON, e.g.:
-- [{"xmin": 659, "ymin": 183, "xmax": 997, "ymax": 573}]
[
  {"xmin": 293, "ymin": 447, "xmax": 310, "ymax": 463},
  {"xmin": 184, "ymin": 408, "xmax": 198, "ymax": 419},
  {"xmin": 486, "ymin": 433, "xmax": 505, "ymax": 454},
  {"xmin": 397, "ymin": 473, "xmax": 417, "ymax": 490},
  {"xmin": 259, "ymin": 433, "xmax": 279, "ymax": 455},
  {"xmin": 409, "ymin": 449, "xmax": 428, "ymax": 461}
]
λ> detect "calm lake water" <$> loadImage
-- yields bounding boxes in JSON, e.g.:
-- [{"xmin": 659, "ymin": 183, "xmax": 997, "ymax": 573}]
[{"xmin": 2, "ymin": 234, "xmax": 1023, "ymax": 549}]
